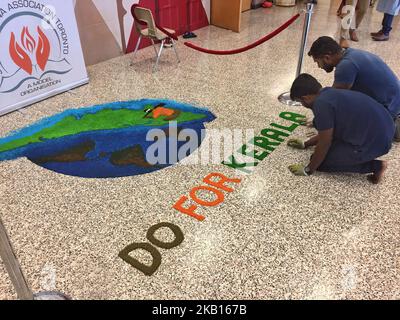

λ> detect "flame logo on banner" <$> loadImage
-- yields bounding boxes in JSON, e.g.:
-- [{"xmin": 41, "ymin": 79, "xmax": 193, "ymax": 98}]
[
  {"xmin": 9, "ymin": 26, "xmax": 51, "ymax": 75},
  {"xmin": 9, "ymin": 31, "xmax": 32, "ymax": 74},
  {"xmin": 37, "ymin": 27, "xmax": 51, "ymax": 71}
]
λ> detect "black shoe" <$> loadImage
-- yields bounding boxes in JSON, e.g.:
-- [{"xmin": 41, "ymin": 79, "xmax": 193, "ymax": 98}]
[{"xmin": 183, "ymin": 32, "xmax": 197, "ymax": 39}]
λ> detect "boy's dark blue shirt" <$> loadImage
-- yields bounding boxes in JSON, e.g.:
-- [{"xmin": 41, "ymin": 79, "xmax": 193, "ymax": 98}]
[
  {"xmin": 313, "ymin": 88, "xmax": 394, "ymax": 161},
  {"xmin": 335, "ymin": 48, "xmax": 400, "ymax": 118}
]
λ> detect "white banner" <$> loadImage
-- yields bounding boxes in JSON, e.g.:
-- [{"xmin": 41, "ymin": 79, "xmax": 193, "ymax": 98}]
[{"xmin": 0, "ymin": 0, "xmax": 88, "ymax": 116}]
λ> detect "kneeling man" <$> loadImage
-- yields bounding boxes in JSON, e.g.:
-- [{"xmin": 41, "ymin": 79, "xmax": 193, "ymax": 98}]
[{"xmin": 287, "ymin": 74, "xmax": 394, "ymax": 184}]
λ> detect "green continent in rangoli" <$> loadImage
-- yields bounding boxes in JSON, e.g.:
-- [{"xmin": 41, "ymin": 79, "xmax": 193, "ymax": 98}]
[{"xmin": 0, "ymin": 107, "xmax": 206, "ymax": 153}]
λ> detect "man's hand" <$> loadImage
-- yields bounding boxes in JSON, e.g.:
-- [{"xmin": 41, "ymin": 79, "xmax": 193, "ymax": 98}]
[
  {"xmin": 298, "ymin": 117, "xmax": 314, "ymax": 127},
  {"xmin": 288, "ymin": 164, "xmax": 308, "ymax": 176},
  {"xmin": 287, "ymin": 138, "xmax": 306, "ymax": 149},
  {"xmin": 298, "ymin": 117, "xmax": 308, "ymax": 126}
]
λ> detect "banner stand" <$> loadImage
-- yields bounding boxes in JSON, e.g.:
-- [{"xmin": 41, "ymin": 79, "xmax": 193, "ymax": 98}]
[{"xmin": 0, "ymin": 217, "xmax": 70, "ymax": 300}]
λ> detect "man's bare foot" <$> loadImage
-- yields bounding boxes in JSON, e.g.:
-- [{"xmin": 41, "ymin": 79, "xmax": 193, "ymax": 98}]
[
  {"xmin": 367, "ymin": 161, "xmax": 388, "ymax": 184},
  {"xmin": 339, "ymin": 38, "xmax": 350, "ymax": 49}
]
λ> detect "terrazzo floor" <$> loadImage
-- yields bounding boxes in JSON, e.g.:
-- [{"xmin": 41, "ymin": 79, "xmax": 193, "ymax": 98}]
[{"xmin": 1, "ymin": 0, "xmax": 399, "ymax": 300}]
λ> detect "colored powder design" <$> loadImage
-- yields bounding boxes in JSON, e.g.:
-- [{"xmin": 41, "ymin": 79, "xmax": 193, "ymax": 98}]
[{"xmin": 0, "ymin": 99, "xmax": 216, "ymax": 178}]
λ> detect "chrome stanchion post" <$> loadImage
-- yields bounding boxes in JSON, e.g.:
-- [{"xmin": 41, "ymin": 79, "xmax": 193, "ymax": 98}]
[
  {"xmin": 0, "ymin": 217, "xmax": 70, "ymax": 300},
  {"xmin": 278, "ymin": 1, "xmax": 314, "ymax": 106},
  {"xmin": 295, "ymin": 2, "xmax": 314, "ymax": 78}
]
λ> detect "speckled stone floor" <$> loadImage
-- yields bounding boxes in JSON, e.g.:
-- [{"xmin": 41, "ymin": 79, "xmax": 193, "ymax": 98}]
[{"xmin": 0, "ymin": 0, "xmax": 399, "ymax": 300}]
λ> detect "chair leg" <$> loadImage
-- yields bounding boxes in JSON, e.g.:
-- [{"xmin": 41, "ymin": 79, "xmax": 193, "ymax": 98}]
[
  {"xmin": 171, "ymin": 39, "xmax": 180, "ymax": 63},
  {"xmin": 153, "ymin": 40, "xmax": 165, "ymax": 72},
  {"xmin": 131, "ymin": 35, "xmax": 142, "ymax": 65},
  {"xmin": 150, "ymin": 39, "xmax": 158, "ymax": 57}
]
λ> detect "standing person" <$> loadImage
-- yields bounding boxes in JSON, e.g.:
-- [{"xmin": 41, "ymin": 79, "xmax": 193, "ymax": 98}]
[
  {"xmin": 287, "ymin": 74, "xmax": 394, "ymax": 184},
  {"xmin": 370, "ymin": 0, "xmax": 400, "ymax": 41},
  {"xmin": 339, "ymin": 0, "xmax": 369, "ymax": 48},
  {"xmin": 337, "ymin": 0, "xmax": 346, "ymax": 16},
  {"xmin": 308, "ymin": 36, "xmax": 400, "ymax": 141}
]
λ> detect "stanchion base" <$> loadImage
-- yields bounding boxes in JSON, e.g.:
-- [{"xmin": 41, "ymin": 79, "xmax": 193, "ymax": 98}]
[
  {"xmin": 278, "ymin": 92, "xmax": 302, "ymax": 106},
  {"xmin": 34, "ymin": 291, "xmax": 71, "ymax": 300}
]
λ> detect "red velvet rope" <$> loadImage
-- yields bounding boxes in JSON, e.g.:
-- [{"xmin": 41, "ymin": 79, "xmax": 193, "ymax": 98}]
[
  {"xmin": 184, "ymin": 13, "xmax": 300, "ymax": 55},
  {"xmin": 131, "ymin": 4, "xmax": 178, "ymax": 41}
]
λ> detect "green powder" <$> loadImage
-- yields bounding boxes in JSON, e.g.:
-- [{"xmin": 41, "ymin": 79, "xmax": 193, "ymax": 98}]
[{"xmin": 0, "ymin": 108, "xmax": 206, "ymax": 153}]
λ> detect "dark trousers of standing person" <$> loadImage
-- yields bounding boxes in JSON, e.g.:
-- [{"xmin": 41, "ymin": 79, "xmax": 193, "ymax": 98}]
[
  {"xmin": 315, "ymin": 141, "xmax": 388, "ymax": 174},
  {"xmin": 382, "ymin": 13, "xmax": 394, "ymax": 35},
  {"xmin": 337, "ymin": 0, "xmax": 346, "ymax": 15},
  {"xmin": 371, "ymin": 12, "xmax": 395, "ymax": 40}
]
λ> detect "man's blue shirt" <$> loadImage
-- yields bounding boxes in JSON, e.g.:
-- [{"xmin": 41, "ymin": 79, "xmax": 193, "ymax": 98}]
[
  {"xmin": 335, "ymin": 48, "xmax": 400, "ymax": 118},
  {"xmin": 313, "ymin": 88, "xmax": 394, "ymax": 161}
]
